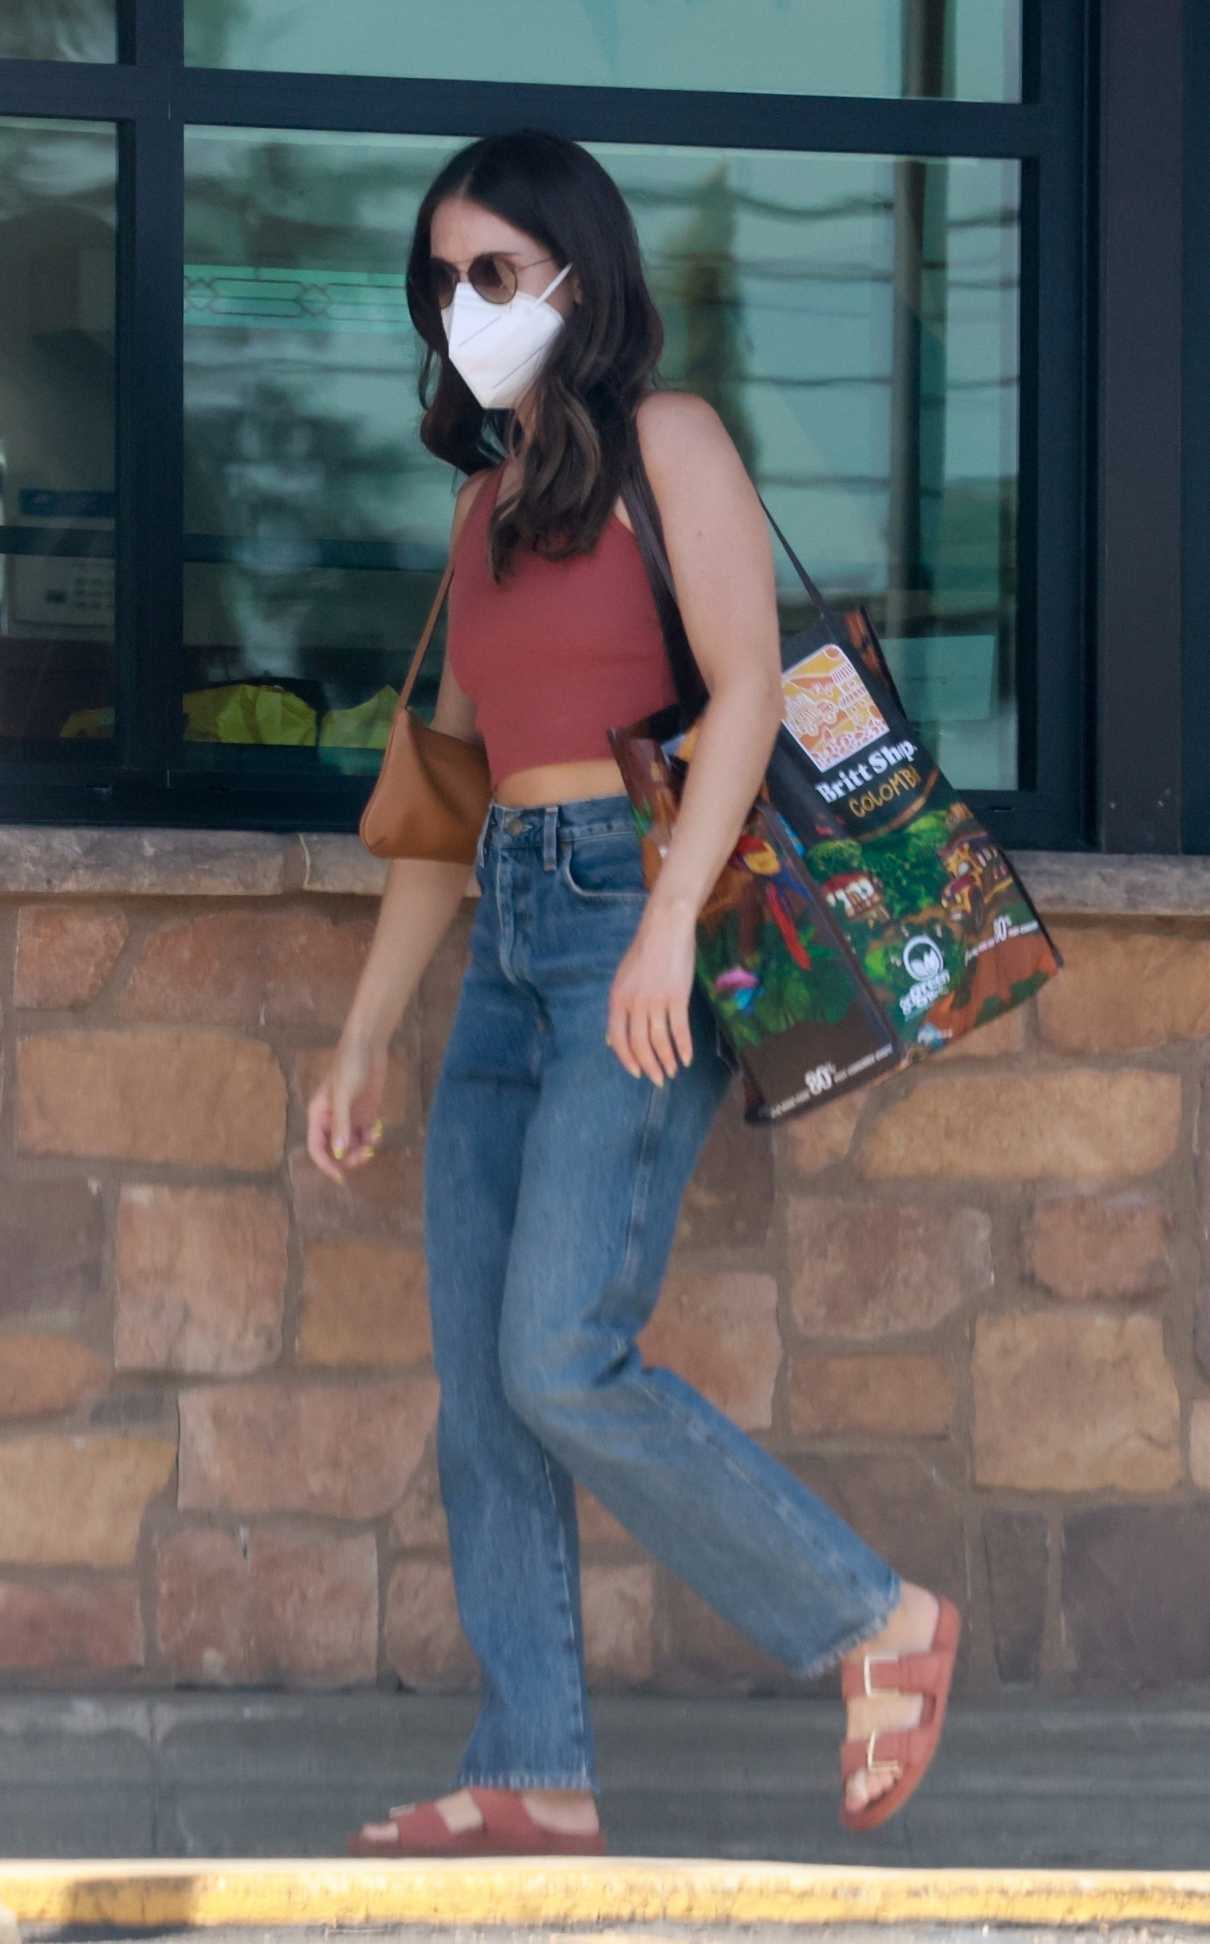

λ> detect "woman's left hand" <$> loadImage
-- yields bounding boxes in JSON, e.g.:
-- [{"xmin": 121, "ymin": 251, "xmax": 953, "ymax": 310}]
[{"xmin": 606, "ymin": 897, "xmax": 697, "ymax": 1086}]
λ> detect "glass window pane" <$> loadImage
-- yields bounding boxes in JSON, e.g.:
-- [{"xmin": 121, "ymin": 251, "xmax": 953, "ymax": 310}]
[
  {"xmin": 183, "ymin": 131, "xmax": 1019, "ymax": 791},
  {"xmin": 0, "ymin": 118, "xmax": 117, "ymax": 753},
  {"xmin": 185, "ymin": 0, "xmax": 1021, "ymax": 101},
  {"xmin": 0, "ymin": 2, "xmax": 115, "ymax": 62}
]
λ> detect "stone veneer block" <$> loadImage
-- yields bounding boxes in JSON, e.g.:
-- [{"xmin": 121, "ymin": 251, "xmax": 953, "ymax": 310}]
[
  {"xmin": 935, "ymin": 1004, "xmax": 1029, "ymax": 1060},
  {"xmin": 858, "ymin": 1071, "xmax": 1181, "ymax": 1181},
  {"xmin": 178, "ymin": 1377, "xmax": 438, "ymax": 1518},
  {"xmin": 155, "ymin": 1525, "xmax": 377, "ymax": 1683},
  {"xmin": 974, "ymin": 1311, "xmax": 1180, "ymax": 1491},
  {"xmin": 289, "ymin": 1142, "xmax": 424, "ymax": 1241},
  {"xmin": 787, "ymin": 1198, "xmax": 992, "ymax": 1339},
  {"xmin": 14, "ymin": 907, "xmax": 128, "ymax": 1009},
  {"xmin": 0, "ymin": 1434, "xmax": 175, "ymax": 1564},
  {"xmin": 1196, "ymin": 1070, "xmax": 1210, "ymax": 1380},
  {"xmin": 384, "ymin": 1558, "xmax": 477, "ymax": 1690},
  {"xmin": 676, "ymin": 1099, "xmax": 775, "ymax": 1251},
  {"xmin": 1026, "ymin": 1192, "xmax": 1172, "ymax": 1301},
  {"xmin": 582, "ymin": 1563, "xmax": 655, "ymax": 1684},
  {"xmin": 0, "ymin": 826, "xmax": 289, "ymax": 896},
  {"xmin": 1186, "ymin": 1399, "xmax": 1210, "ymax": 1488},
  {"xmin": 121, "ymin": 909, "xmax": 374, "ymax": 1029},
  {"xmin": 389, "ymin": 1441, "xmax": 449, "ymax": 1551},
  {"xmin": 1038, "ymin": 923, "xmax": 1210, "ymax": 1051},
  {"xmin": 1023, "ymin": 852, "xmax": 1210, "ymax": 918},
  {"xmin": 788, "ymin": 1353, "xmax": 953, "ymax": 1438},
  {"xmin": 1063, "ymin": 1505, "xmax": 1210, "ymax": 1683},
  {"xmin": 780, "ymin": 1089, "xmax": 864, "ymax": 1176},
  {"xmin": 297, "ymin": 833, "xmax": 390, "ymax": 897},
  {"xmin": 641, "ymin": 1273, "xmax": 779, "ymax": 1431},
  {"xmin": 0, "ymin": 1178, "xmax": 104, "ymax": 1325},
  {"xmin": 297, "ymin": 1241, "xmax": 430, "ymax": 1366},
  {"xmin": 0, "ymin": 1335, "xmax": 108, "ymax": 1417},
  {"xmin": 0, "ymin": 1579, "xmax": 143, "ymax": 1672},
  {"xmin": 116, "ymin": 1185, "xmax": 287, "ymax": 1374},
  {"xmin": 657, "ymin": 1577, "xmax": 789, "ymax": 1693},
  {"xmin": 791, "ymin": 1450, "xmax": 967, "ymax": 1636},
  {"xmin": 982, "ymin": 1511, "xmax": 1049, "ymax": 1683},
  {"xmin": 17, "ymin": 1030, "xmax": 286, "ymax": 1170}
]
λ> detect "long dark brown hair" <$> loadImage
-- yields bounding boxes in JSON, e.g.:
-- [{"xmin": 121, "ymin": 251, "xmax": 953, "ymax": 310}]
[{"xmin": 407, "ymin": 129, "xmax": 665, "ymax": 582}]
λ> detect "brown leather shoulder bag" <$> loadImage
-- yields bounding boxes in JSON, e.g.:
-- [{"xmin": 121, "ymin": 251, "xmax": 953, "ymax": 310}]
[{"xmin": 358, "ymin": 554, "xmax": 492, "ymax": 864}]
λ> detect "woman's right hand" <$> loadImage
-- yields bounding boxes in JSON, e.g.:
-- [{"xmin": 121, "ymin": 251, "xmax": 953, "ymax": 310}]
[{"xmin": 306, "ymin": 1037, "xmax": 389, "ymax": 1184}]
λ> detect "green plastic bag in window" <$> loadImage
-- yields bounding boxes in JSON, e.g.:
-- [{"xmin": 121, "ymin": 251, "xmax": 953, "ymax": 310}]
[
  {"xmin": 60, "ymin": 705, "xmax": 116, "ymax": 739},
  {"xmin": 318, "ymin": 686, "xmax": 399, "ymax": 751},
  {"xmin": 182, "ymin": 682, "xmax": 317, "ymax": 746}
]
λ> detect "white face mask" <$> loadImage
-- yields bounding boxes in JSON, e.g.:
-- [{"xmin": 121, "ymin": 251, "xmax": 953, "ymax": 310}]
[{"xmin": 442, "ymin": 260, "xmax": 574, "ymax": 411}]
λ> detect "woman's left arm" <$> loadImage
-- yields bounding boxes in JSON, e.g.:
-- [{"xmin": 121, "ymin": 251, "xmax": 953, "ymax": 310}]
[{"xmin": 607, "ymin": 391, "xmax": 784, "ymax": 1087}]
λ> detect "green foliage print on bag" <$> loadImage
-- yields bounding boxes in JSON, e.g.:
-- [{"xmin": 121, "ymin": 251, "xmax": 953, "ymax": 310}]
[{"xmin": 692, "ymin": 834, "xmax": 855, "ymax": 1052}]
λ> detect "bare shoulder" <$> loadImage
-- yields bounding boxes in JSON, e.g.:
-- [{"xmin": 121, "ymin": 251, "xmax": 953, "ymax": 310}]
[
  {"xmin": 634, "ymin": 391, "xmax": 746, "ymax": 506},
  {"xmin": 635, "ymin": 390, "xmax": 732, "ymax": 465}
]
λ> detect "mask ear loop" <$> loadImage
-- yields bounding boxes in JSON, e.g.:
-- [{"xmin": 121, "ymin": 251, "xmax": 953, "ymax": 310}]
[{"xmin": 535, "ymin": 261, "xmax": 574, "ymax": 304}]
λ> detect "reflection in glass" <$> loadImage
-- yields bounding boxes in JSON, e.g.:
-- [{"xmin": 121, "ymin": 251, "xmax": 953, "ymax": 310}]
[
  {"xmin": 0, "ymin": 119, "xmax": 117, "ymax": 750},
  {"xmin": 185, "ymin": 0, "xmax": 1019, "ymax": 100},
  {"xmin": 0, "ymin": 1, "xmax": 115, "ymax": 62},
  {"xmin": 183, "ymin": 131, "xmax": 1019, "ymax": 788}
]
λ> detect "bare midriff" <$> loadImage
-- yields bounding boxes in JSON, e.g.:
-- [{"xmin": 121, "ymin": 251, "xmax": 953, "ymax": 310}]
[{"xmin": 494, "ymin": 755, "xmax": 629, "ymax": 807}]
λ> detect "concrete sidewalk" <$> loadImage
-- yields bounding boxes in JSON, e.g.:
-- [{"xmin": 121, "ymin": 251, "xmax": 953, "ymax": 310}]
[{"xmin": 0, "ymin": 1689, "xmax": 1206, "ymax": 1871}]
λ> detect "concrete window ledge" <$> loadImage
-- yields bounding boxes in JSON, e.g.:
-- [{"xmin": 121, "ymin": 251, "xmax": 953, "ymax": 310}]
[{"xmin": 0, "ymin": 826, "xmax": 1207, "ymax": 918}]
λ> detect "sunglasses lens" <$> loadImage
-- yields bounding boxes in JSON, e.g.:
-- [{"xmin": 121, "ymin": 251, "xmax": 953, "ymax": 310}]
[
  {"xmin": 470, "ymin": 255, "xmax": 516, "ymax": 304},
  {"xmin": 431, "ymin": 262, "xmax": 457, "ymax": 309}
]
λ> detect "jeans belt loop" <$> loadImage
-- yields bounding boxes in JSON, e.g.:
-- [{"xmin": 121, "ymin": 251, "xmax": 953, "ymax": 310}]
[{"xmin": 542, "ymin": 806, "xmax": 558, "ymax": 873}]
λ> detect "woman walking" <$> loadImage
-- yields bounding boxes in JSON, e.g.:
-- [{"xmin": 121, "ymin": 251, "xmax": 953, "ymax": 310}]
[{"xmin": 308, "ymin": 128, "xmax": 959, "ymax": 1858}]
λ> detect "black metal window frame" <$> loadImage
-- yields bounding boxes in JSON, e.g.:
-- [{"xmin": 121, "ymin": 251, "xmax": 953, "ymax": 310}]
[
  {"xmin": 1182, "ymin": 0, "xmax": 1208, "ymax": 856},
  {"xmin": 0, "ymin": 0, "xmax": 1107, "ymax": 849}
]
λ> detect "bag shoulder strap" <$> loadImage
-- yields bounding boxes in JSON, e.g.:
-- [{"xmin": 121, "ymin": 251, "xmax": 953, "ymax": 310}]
[
  {"xmin": 620, "ymin": 437, "xmax": 843, "ymax": 716},
  {"xmin": 397, "ymin": 464, "xmax": 502, "ymax": 708},
  {"xmin": 398, "ymin": 559, "xmax": 453, "ymax": 709}
]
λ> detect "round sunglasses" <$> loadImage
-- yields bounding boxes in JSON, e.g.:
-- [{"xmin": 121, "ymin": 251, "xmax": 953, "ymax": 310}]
[{"xmin": 420, "ymin": 252, "xmax": 561, "ymax": 311}]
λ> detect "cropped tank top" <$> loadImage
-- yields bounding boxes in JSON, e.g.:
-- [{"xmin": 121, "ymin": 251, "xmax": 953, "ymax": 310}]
[{"xmin": 445, "ymin": 463, "xmax": 678, "ymax": 786}]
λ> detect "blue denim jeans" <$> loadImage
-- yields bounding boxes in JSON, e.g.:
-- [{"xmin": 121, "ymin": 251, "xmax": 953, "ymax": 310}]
[{"xmin": 423, "ymin": 793, "xmax": 900, "ymax": 1792}]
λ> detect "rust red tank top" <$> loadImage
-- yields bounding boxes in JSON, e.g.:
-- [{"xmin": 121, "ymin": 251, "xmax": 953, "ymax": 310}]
[{"xmin": 445, "ymin": 463, "xmax": 677, "ymax": 786}]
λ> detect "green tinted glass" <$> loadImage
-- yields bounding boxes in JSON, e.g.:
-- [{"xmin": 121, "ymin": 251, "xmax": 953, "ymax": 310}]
[
  {"xmin": 185, "ymin": 0, "xmax": 1020, "ymax": 100},
  {"xmin": 0, "ymin": 119, "xmax": 118, "ymax": 752},
  {"xmin": 0, "ymin": 1, "xmax": 115, "ymax": 61},
  {"xmin": 182, "ymin": 130, "xmax": 1019, "ymax": 789}
]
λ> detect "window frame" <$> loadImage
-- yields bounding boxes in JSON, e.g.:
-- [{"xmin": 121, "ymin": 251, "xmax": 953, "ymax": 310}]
[{"xmin": 0, "ymin": 0, "xmax": 1101, "ymax": 848}]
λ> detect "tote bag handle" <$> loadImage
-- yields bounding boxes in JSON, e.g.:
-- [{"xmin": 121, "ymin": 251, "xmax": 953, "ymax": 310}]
[{"xmin": 620, "ymin": 457, "xmax": 844, "ymax": 714}]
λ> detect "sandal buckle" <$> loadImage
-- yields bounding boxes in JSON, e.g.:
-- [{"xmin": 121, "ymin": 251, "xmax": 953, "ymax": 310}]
[
  {"xmin": 862, "ymin": 1651, "xmax": 900, "ymax": 1698},
  {"xmin": 866, "ymin": 1728, "xmax": 902, "ymax": 1777}
]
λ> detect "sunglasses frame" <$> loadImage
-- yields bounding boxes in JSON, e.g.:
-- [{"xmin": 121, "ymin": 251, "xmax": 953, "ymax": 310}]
[{"xmin": 422, "ymin": 253, "xmax": 559, "ymax": 311}]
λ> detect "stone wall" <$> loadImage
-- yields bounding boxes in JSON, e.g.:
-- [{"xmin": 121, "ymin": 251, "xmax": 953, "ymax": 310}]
[{"xmin": 0, "ymin": 828, "xmax": 1205, "ymax": 1696}]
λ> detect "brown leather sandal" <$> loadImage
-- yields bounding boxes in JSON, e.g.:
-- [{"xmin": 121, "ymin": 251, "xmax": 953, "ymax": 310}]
[
  {"xmin": 347, "ymin": 1785, "xmax": 607, "ymax": 1858},
  {"xmin": 838, "ymin": 1592, "xmax": 961, "ymax": 1834}
]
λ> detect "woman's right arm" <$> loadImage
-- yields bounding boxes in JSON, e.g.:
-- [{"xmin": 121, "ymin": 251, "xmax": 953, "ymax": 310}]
[{"xmin": 306, "ymin": 472, "xmax": 491, "ymax": 1183}]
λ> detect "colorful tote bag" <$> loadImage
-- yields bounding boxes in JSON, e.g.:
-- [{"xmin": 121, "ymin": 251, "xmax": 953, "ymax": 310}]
[{"xmin": 613, "ymin": 472, "xmax": 1064, "ymax": 1125}]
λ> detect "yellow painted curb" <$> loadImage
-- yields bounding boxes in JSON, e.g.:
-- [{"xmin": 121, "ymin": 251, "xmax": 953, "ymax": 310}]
[{"xmin": 0, "ymin": 1860, "xmax": 1209, "ymax": 1930}]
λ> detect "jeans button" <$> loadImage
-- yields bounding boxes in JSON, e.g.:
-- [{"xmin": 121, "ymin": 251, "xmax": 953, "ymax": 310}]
[{"xmin": 506, "ymin": 816, "xmax": 526, "ymax": 836}]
